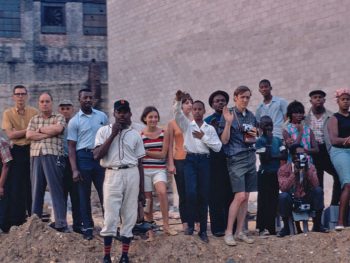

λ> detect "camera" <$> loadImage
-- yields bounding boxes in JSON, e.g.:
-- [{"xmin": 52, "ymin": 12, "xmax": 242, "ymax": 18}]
[
  {"xmin": 242, "ymin": 123, "xmax": 254, "ymax": 133},
  {"xmin": 293, "ymin": 198, "xmax": 310, "ymax": 213},
  {"xmin": 296, "ymin": 153, "xmax": 308, "ymax": 167}
]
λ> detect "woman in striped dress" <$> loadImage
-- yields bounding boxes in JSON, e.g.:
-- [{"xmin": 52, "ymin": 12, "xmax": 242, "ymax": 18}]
[{"xmin": 141, "ymin": 106, "xmax": 177, "ymax": 239}]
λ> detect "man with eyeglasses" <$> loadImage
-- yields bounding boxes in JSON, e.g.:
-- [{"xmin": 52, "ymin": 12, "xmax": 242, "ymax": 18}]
[{"xmin": 1, "ymin": 85, "xmax": 38, "ymax": 228}]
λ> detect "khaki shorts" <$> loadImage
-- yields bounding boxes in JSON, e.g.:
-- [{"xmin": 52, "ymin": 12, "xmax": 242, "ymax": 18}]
[
  {"xmin": 144, "ymin": 169, "xmax": 167, "ymax": 192},
  {"xmin": 227, "ymin": 151, "xmax": 257, "ymax": 193}
]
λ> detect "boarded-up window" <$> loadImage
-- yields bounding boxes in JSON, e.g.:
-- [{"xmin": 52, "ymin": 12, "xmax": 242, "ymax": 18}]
[
  {"xmin": 0, "ymin": 0, "xmax": 21, "ymax": 38},
  {"xmin": 83, "ymin": 0, "xmax": 106, "ymax": 36},
  {"xmin": 41, "ymin": 2, "xmax": 66, "ymax": 34}
]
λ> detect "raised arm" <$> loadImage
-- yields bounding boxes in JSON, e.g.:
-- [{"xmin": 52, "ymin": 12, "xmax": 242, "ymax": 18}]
[
  {"xmin": 220, "ymin": 106, "xmax": 234, "ymax": 144},
  {"xmin": 93, "ymin": 124, "xmax": 120, "ymax": 160}
]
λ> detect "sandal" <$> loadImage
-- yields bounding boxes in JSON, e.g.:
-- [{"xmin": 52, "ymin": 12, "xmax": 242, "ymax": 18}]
[{"xmin": 163, "ymin": 227, "xmax": 178, "ymax": 236}]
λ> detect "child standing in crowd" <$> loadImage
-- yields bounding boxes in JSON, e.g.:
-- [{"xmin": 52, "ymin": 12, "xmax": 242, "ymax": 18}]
[
  {"xmin": 0, "ymin": 133, "xmax": 13, "ymax": 233},
  {"xmin": 140, "ymin": 106, "xmax": 177, "ymax": 240},
  {"xmin": 174, "ymin": 90, "xmax": 222, "ymax": 243},
  {"xmin": 256, "ymin": 116, "xmax": 286, "ymax": 236}
]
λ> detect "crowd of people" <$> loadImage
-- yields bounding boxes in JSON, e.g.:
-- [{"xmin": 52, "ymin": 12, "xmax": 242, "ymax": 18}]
[{"xmin": 0, "ymin": 81, "xmax": 348, "ymax": 263}]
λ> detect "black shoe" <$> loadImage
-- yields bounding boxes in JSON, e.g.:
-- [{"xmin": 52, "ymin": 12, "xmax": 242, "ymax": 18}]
[
  {"xmin": 49, "ymin": 223, "xmax": 70, "ymax": 233},
  {"xmin": 213, "ymin": 231, "xmax": 225, "ymax": 237},
  {"xmin": 103, "ymin": 255, "xmax": 112, "ymax": 263},
  {"xmin": 83, "ymin": 229, "xmax": 94, "ymax": 240},
  {"xmin": 312, "ymin": 225, "xmax": 329, "ymax": 233},
  {"xmin": 132, "ymin": 221, "xmax": 153, "ymax": 235},
  {"xmin": 184, "ymin": 227, "xmax": 194, "ymax": 235},
  {"xmin": 73, "ymin": 226, "xmax": 84, "ymax": 234},
  {"xmin": 277, "ymin": 227, "xmax": 290, "ymax": 238},
  {"xmin": 119, "ymin": 255, "xmax": 129, "ymax": 263},
  {"xmin": 198, "ymin": 232, "xmax": 209, "ymax": 243}
]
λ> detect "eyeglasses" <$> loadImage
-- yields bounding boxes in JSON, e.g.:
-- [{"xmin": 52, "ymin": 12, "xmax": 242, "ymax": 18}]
[{"xmin": 14, "ymin": 93, "xmax": 27, "ymax": 97}]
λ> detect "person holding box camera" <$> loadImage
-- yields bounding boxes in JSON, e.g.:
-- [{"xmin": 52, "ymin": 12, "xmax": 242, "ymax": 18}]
[{"xmin": 277, "ymin": 144, "xmax": 327, "ymax": 237}]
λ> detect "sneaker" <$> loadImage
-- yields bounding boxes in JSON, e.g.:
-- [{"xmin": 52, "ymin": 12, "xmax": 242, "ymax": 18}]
[
  {"xmin": 259, "ymin": 229, "xmax": 270, "ymax": 238},
  {"xmin": 236, "ymin": 232, "xmax": 254, "ymax": 244},
  {"xmin": 335, "ymin": 225, "xmax": 345, "ymax": 231},
  {"xmin": 224, "ymin": 234, "xmax": 237, "ymax": 246}
]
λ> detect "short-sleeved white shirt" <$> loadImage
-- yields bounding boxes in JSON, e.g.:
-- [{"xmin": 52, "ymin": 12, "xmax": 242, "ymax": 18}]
[{"xmin": 95, "ymin": 125, "xmax": 145, "ymax": 167}]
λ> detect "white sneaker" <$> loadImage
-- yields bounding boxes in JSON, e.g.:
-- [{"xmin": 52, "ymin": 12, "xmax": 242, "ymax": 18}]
[
  {"xmin": 335, "ymin": 225, "xmax": 345, "ymax": 231},
  {"xmin": 236, "ymin": 232, "xmax": 254, "ymax": 244},
  {"xmin": 259, "ymin": 229, "xmax": 270, "ymax": 239},
  {"xmin": 224, "ymin": 234, "xmax": 237, "ymax": 246}
]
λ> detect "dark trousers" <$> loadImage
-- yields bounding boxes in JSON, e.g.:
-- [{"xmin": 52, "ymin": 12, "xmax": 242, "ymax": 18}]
[
  {"xmin": 63, "ymin": 158, "xmax": 81, "ymax": 229},
  {"xmin": 6, "ymin": 145, "xmax": 31, "ymax": 227},
  {"xmin": 0, "ymin": 168, "xmax": 10, "ymax": 232},
  {"xmin": 256, "ymin": 170, "xmax": 279, "ymax": 235},
  {"xmin": 76, "ymin": 150, "xmax": 104, "ymax": 231},
  {"xmin": 311, "ymin": 143, "xmax": 341, "ymax": 205},
  {"xmin": 184, "ymin": 153, "xmax": 210, "ymax": 233},
  {"xmin": 31, "ymin": 155, "xmax": 67, "ymax": 228},
  {"xmin": 278, "ymin": 187, "xmax": 324, "ymax": 217},
  {"xmin": 174, "ymin": 159, "xmax": 187, "ymax": 224},
  {"xmin": 208, "ymin": 151, "xmax": 232, "ymax": 234}
]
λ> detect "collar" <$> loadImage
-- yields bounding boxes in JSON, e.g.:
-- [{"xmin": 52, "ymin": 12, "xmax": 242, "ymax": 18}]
[
  {"xmin": 15, "ymin": 106, "xmax": 26, "ymax": 115},
  {"xmin": 190, "ymin": 120, "xmax": 208, "ymax": 128},
  {"xmin": 78, "ymin": 108, "xmax": 97, "ymax": 117},
  {"xmin": 38, "ymin": 111, "xmax": 57, "ymax": 118},
  {"xmin": 233, "ymin": 107, "xmax": 249, "ymax": 116},
  {"xmin": 258, "ymin": 96, "xmax": 278, "ymax": 108}
]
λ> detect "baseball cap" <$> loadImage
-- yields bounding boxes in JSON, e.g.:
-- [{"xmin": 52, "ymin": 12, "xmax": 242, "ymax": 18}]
[{"xmin": 114, "ymin": 99, "xmax": 130, "ymax": 111}]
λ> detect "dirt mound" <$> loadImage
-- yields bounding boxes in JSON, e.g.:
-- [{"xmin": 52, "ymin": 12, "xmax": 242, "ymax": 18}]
[
  {"xmin": 1, "ymin": 216, "xmax": 350, "ymax": 263},
  {"xmin": 0, "ymin": 216, "xmax": 101, "ymax": 263},
  {"xmin": 131, "ymin": 231, "xmax": 350, "ymax": 263}
]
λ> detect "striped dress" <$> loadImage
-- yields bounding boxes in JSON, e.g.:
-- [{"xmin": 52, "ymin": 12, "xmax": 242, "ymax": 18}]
[{"xmin": 141, "ymin": 130, "xmax": 167, "ymax": 171}]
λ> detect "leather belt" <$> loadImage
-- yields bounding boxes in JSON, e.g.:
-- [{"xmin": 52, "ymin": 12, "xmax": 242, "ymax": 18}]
[{"xmin": 107, "ymin": 165, "xmax": 136, "ymax": 170}]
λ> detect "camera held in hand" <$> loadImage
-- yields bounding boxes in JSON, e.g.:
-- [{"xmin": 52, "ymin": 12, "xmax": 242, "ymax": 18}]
[
  {"xmin": 242, "ymin": 123, "xmax": 254, "ymax": 133},
  {"xmin": 292, "ymin": 198, "xmax": 310, "ymax": 213},
  {"xmin": 296, "ymin": 152, "xmax": 308, "ymax": 168}
]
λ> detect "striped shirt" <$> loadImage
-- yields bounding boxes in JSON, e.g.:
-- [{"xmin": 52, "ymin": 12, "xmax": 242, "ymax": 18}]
[{"xmin": 141, "ymin": 130, "xmax": 166, "ymax": 170}]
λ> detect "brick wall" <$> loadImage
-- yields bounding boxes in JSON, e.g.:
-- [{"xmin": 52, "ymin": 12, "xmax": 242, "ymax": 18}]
[
  {"xmin": 0, "ymin": 1, "xmax": 108, "ymax": 121},
  {"xmin": 107, "ymin": 0, "xmax": 350, "ymax": 123}
]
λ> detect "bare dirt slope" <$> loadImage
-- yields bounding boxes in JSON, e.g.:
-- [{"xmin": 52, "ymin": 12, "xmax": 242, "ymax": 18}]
[{"xmin": 0, "ymin": 216, "xmax": 350, "ymax": 263}]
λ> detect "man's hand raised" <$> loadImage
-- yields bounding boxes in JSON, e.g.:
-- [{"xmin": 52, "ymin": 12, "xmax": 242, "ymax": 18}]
[{"xmin": 222, "ymin": 106, "xmax": 234, "ymax": 124}]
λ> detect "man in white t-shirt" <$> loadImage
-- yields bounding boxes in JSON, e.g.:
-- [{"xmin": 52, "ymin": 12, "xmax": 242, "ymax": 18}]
[{"xmin": 93, "ymin": 100, "xmax": 145, "ymax": 263}]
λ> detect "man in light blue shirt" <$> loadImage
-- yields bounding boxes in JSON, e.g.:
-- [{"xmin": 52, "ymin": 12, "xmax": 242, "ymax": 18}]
[
  {"xmin": 68, "ymin": 89, "xmax": 108, "ymax": 240},
  {"xmin": 255, "ymin": 79, "xmax": 288, "ymax": 139}
]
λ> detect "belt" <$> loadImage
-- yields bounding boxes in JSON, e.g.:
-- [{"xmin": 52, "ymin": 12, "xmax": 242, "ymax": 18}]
[
  {"xmin": 107, "ymin": 165, "xmax": 136, "ymax": 170},
  {"xmin": 78, "ymin": 148, "xmax": 94, "ymax": 152}
]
